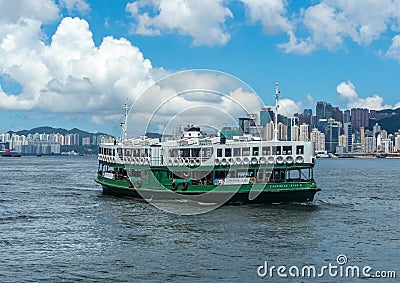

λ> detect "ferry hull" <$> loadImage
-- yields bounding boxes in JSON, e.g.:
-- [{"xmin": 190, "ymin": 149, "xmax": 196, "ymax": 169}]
[{"xmin": 97, "ymin": 180, "xmax": 320, "ymax": 205}]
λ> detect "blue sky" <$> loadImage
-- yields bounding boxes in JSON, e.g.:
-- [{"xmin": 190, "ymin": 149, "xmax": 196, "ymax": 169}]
[{"xmin": 1, "ymin": 0, "xmax": 400, "ymax": 136}]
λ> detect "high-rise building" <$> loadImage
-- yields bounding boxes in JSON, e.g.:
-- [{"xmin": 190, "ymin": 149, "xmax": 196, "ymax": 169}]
[
  {"xmin": 344, "ymin": 122, "xmax": 352, "ymax": 152},
  {"xmin": 395, "ymin": 135, "xmax": 400, "ymax": 152},
  {"xmin": 263, "ymin": 121, "xmax": 274, "ymax": 141},
  {"xmin": 373, "ymin": 123, "xmax": 381, "ymax": 136},
  {"xmin": 325, "ymin": 119, "xmax": 340, "ymax": 153},
  {"xmin": 343, "ymin": 110, "xmax": 351, "ymax": 123},
  {"xmin": 299, "ymin": 124, "xmax": 309, "ymax": 141},
  {"xmin": 259, "ymin": 108, "xmax": 273, "ymax": 127},
  {"xmin": 310, "ymin": 128, "xmax": 325, "ymax": 152},
  {"xmin": 287, "ymin": 117, "xmax": 299, "ymax": 141},
  {"xmin": 304, "ymin": 109, "xmax": 313, "ymax": 116},
  {"xmin": 360, "ymin": 127, "xmax": 365, "ymax": 148},
  {"xmin": 331, "ymin": 107, "xmax": 343, "ymax": 124},
  {"xmin": 364, "ymin": 136, "xmax": 376, "ymax": 153},
  {"xmin": 316, "ymin": 101, "xmax": 333, "ymax": 121},
  {"xmin": 351, "ymin": 108, "xmax": 369, "ymax": 132},
  {"xmin": 278, "ymin": 122, "xmax": 287, "ymax": 141},
  {"xmin": 339, "ymin": 135, "xmax": 347, "ymax": 150},
  {"xmin": 239, "ymin": 117, "xmax": 256, "ymax": 135}
]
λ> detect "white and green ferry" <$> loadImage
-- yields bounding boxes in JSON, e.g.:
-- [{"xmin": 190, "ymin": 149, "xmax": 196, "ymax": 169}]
[{"xmin": 95, "ymin": 85, "xmax": 320, "ymax": 204}]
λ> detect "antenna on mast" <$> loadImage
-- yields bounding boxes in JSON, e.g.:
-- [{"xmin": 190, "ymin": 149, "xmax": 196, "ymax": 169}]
[
  {"xmin": 120, "ymin": 99, "xmax": 129, "ymax": 141},
  {"xmin": 273, "ymin": 82, "xmax": 280, "ymax": 142}
]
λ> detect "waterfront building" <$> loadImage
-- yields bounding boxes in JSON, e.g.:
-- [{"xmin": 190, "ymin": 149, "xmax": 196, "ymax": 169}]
[
  {"xmin": 395, "ymin": 135, "xmax": 400, "ymax": 152},
  {"xmin": 381, "ymin": 130, "xmax": 388, "ymax": 140},
  {"xmin": 344, "ymin": 122, "xmax": 353, "ymax": 153},
  {"xmin": 364, "ymin": 136, "xmax": 376, "ymax": 153},
  {"xmin": 310, "ymin": 128, "xmax": 325, "ymax": 152},
  {"xmin": 339, "ymin": 135, "xmax": 347, "ymax": 151},
  {"xmin": 325, "ymin": 119, "xmax": 340, "ymax": 153},
  {"xmin": 381, "ymin": 139, "xmax": 394, "ymax": 153}
]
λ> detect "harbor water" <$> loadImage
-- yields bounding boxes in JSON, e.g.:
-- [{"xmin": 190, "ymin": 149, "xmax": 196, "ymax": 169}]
[{"xmin": 1, "ymin": 156, "xmax": 399, "ymax": 282}]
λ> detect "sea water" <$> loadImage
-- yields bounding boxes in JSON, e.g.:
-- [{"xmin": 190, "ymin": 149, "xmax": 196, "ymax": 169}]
[{"xmin": 0, "ymin": 156, "xmax": 399, "ymax": 282}]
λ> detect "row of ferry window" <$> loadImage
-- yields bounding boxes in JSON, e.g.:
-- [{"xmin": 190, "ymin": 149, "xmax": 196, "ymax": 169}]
[
  {"xmin": 216, "ymin": 145, "xmax": 304, "ymax": 158},
  {"xmin": 99, "ymin": 145, "xmax": 305, "ymax": 158}
]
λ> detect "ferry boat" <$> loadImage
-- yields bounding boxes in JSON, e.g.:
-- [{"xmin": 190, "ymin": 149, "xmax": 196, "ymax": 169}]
[{"xmin": 95, "ymin": 84, "xmax": 320, "ymax": 204}]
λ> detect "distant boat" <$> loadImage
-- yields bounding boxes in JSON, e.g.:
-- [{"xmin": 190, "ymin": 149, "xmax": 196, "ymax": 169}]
[
  {"xmin": 37, "ymin": 154, "xmax": 42, "ymax": 157},
  {"xmin": 1, "ymin": 149, "xmax": 21, "ymax": 157}
]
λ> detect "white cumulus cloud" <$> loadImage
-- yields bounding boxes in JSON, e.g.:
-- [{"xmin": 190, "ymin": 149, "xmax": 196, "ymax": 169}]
[
  {"xmin": 336, "ymin": 80, "xmax": 397, "ymax": 110},
  {"xmin": 126, "ymin": 0, "xmax": 233, "ymax": 46},
  {"xmin": 279, "ymin": 0, "xmax": 400, "ymax": 54},
  {"xmin": 241, "ymin": 0, "xmax": 292, "ymax": 34}
]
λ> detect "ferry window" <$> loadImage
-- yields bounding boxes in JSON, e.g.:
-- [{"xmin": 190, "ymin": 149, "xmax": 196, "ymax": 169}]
[
  {"xmin": 272, "ymin": 169, "xmax": 285, "ymax": 182},
  {"xmin": 117, "ymin": 148, "xmax": 123, "ymax": 157},
  {"xmin": 242, "ymin": 147, "xmax": 250, "ymax": 156},
  {"xmin": 262, "ymin": 147, "xmax": 271, "ymax": 155},
  {"xmin": 217, "ymin": 148, "xmax": 222, "ymax": 157},
  {"xmin": 225, "ymin": 148, "xmax": 232, "ymax": 157},
  {"xmin": 257, "ymin": 168, "xmax": 272, "ymax": 183},
  {"xmin": 237, "ymin": 170, "xmax": 254, "ymax": 178},
  {"xmin": 215, "ymin": 170, "xmax": 229, "ymax": 179},
  {"xmin": 191, "ymin": 171, "xmax": 213, "ymax": 185},
  {"xmin": 283, "ymin": 146, "xmax": 292, "ymax": 155},
  {"xmin": 296, "ymin": 145, "xmax": 304, "ymax": 155},
  {"xmin": 233, "ymin": 148, "xmax": 241, "ymax": 156},
  {"xmin": 191, "ymin": 148, "xmax": 201, "ymax": 158},
  {"xmin": 201, "ymin": 147, "xmax": 213, "ymax": 158},
  {"xmin": 128, "ymin": 169, "xmax": 141, "ymax": 177},
  {"xmin": 181, "ymin": 148, "xmax": 190, "ymax": 157},
  {"xmin": 252, "ymin": 147, "xmax": 259, "ymax": 156},
  {"xmin": 169, "ymin": 149, "xmax": 178, "ymax": 157},
  {"xmin": 133, "ymin": 149, "xmax": 140, "ymax": 157},
  {"xmin": 112, "ymin": 149, "xmax": 115, "ymax": 156},
  {"xmin": 272, "ymin": 146, "xmax": 281, "ymax": 155}
]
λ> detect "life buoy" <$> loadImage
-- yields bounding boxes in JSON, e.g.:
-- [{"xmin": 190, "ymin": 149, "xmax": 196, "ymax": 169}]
[
  {"xmin": 182, "ymin": 180, "xmax": 188, "ymax": 191},
  {"xmin": 171, "ymin": 180, "xmax": 177, "ymax": 191},
  {"xmin": 136, "ymin": 179, "xmax": 142, "ymax": 188}
]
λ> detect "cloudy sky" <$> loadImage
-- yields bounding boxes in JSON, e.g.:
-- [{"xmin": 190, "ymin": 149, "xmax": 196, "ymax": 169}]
[{"xmin": 1, "ymin": 0, "xmax": 400, "ymax": 135}]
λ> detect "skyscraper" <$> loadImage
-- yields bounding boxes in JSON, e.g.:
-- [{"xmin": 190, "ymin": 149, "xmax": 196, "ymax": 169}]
[
  {"xmin": 344, "ymin": 122, "xmax": 352, "ymax": 152},
  {"xmin": 316, "ymin": 101, "xmax": 333, "ymax": 121},
  {"xmin": 331, "ymin": 107, "xmax": 343, "ymax": 124},
  {"xmin": 343, "ymin": 110, "xmax": 351, "ymax": 123},
  {"xmin": 259, "ymin": 107, "xmax": 273, "ymax": 127},
  {"xmin": 351, "ymin": 108, "xmax": 369, "ymax": 132},
  {"xmin": 287, "ymin": 117, "xmax": 299, "ymax": 141},
  {"xmin": 299, "ymin": 124, "xmax": 309, "ymax": 141},
  {"xmin": 325, "ymin": 119, "xmax": 340, "ymax": 153}
]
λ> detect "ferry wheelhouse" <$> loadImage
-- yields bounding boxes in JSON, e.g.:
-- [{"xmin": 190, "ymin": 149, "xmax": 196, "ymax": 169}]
[{"xmin": 95, "ymin": 84, "xmax": 320, "ymax": 204}]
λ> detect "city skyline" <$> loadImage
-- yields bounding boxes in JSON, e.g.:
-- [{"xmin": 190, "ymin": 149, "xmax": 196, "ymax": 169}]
[{"xmin": 2, "ymin": 1, "xmax": 400, "ymax": 136}]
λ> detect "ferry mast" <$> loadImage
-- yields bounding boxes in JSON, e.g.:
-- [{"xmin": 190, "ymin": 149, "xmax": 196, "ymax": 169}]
[
  {"xmin": 120, "ymin": 102, "xmax": 129, "ymax": 141},
  {"xmin": 273, "ymin": 82, "xmax": 280, "ymax": 142}
]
